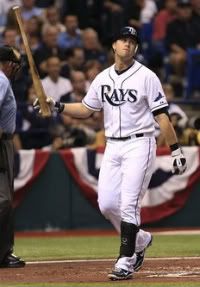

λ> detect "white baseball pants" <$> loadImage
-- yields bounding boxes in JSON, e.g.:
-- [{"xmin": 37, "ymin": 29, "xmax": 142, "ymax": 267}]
[{"xmin": 98, "ymin": 136, "xmax": 156, "ymax": 252}]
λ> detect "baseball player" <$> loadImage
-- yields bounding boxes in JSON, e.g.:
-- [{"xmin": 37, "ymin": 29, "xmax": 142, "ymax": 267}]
[{"xmin": 34, "ymin": 26, "xmax": 187, "ymax": 280}]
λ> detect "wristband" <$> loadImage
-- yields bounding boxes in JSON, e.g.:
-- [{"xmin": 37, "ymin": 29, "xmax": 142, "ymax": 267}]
[
  {"xmin": 170, "ymin": 143, "xmax": 179, "ymax": 152},
  {"xmin": 55, "ymin": 101, "xmax": 65, "ymax": 113}
]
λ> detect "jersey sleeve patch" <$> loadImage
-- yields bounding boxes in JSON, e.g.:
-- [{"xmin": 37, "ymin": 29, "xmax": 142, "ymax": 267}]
[{"xmin": 154, "ymin": 92, "xmax": 164, "ymax": 102}]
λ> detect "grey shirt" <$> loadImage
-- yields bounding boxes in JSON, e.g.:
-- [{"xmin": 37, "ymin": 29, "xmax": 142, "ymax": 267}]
[{"xmin": 0, "ymin": 71, "xmax": 17, "ymax": 134}]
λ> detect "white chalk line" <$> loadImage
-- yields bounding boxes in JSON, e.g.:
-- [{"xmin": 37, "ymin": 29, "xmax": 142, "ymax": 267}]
[
  {"xmin": 27, "ymin": 256, "xmax": 200, "ymax": 265},
  {"xmin": 152, "ymin": 230, "xmax": 200, "ymax": 235}
]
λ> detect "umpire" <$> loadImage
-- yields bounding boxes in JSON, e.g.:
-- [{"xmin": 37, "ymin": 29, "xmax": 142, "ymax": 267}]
[{"xmin": 0, "ymin": 45, "xmax": 25, "ymax": 268}]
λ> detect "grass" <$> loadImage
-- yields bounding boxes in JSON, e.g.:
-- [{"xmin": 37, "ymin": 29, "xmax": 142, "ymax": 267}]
[
  {"xmin": 1, "ymin": 234, "xmax": 200, "ymax": 287},
  {"xmin": 14, "ymin": 234, "xmax": 200, "ymax": 261}
]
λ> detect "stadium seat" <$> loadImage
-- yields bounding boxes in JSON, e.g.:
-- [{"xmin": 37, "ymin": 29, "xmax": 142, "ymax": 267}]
[{"xmin": 184, "ymin": 48, "xmax": 200, "ymax": 98}]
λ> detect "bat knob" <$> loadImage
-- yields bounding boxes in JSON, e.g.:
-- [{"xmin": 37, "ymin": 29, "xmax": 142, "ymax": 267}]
[{"xmin": 12, "ymin": 6, "xmax": 20, "ymax": 11}]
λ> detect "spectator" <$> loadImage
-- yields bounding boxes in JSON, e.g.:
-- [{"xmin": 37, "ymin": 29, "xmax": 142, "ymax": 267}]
[
  {"xmin": 49, "ymin": 120, "xmax": 91, "ymax": 150},
  {"xmin": 84, "ymin": 60, "xmax": 103, "ymax": 89},
  {"xmin": 35, "ymin": 0, "xmax": 55, "ymax": 8},
  {"xmin": 60, "ymin": 70, "xmax": 86, "ymax": 103},
  {"xmin": 4, "ymin": 7, "xmax": 19, "ymax": 29},
  {"xmin": 34, "ymin": 25, "xmax": 65, "ymax": 78},
  {"xmin": 191, "ymin": 0, "xmax": 200, "ymax": 19},
  {"xmin": 164, "ymin": 83, "xmax": 188, "ymax": 127},
  {"xmin": 153, "ymin": 0, "xmax": 178, "ymax": 42},
  {"xmin": 158, "ymin": 112, "xmax": 200, "ymax": 146},
  {"xmin": 139, "ymin": 0, "xmax": 158, "ymax": 24},
  {"xmin": 82, "ymin": 28, "xmax": 107, "ymax": 66},
  {"xmin": 1, "ymin": 28, "xmax": 19, "ymax": 47},
  {"xmin": 0, "ymin": 0, "xmax": 21, "ymax": 30},
  {"xmin": 165, "ymin": 0, "xmax": 200, "ymax": 80},
  {"xmin": 127, "ymin": 0, "xmax": 157, "ymax": 29},
  {"xmin": 183, "ymin": 116, "xmax": 200, "ymax": 146},
  {"xmin": 41, "ymin": 56, "xmax": 72, "ymax": 102},
  {"xmin": 43, "ymin": 6, "xmax": 65, "ymax": 33},
  {"xmin": 20, "ymin": 0, "xmax": 43, "ymax": 21},
  {"xmin": 49, "ymin": 70, "xmax": 95, "ymax": 150},
  {"xmin": 61, "ymin": 47, "xmax": 85, "ymax": 78},
  {"xmin": 149, "ymin": 0, "xmax": 178, "ymax": 74},
  {"xmin": 57, "ymin": 14, "xmax": 82, "ymax": 50},
  {"xmin": 23, "ymin": 16, "xmax": 42, "ymax": 50},
  {"xmin": 2, "ymin": 28, "xmax": 31, "ymax": 102},
  {"xmin": 66, "ymin": 47, "xmax": 85, "ymax": 70},
  {"xmin": 62, "ymin": 0, "xmax": 103, "ymax": 34},
  {"xmin": 126, "ymin": 0, "xmax": 157, "ymax": 67},
  {"xmin": 156, "ymin": 83, "xmax": 189, "ymax": 146},
  {"xmin": 191, "ymin": 0, "xmax": 200, "ymax": 40},
  {"xmin": 126, "ymin": 0, "xmax": 142, "ymax": 30},
  {"xmin": 102, "ymin": 0, "xmax": 125, "ymax": 45},
  {"xmin": 60, "ymin": 70, "xmax": 102, "ymax": 145},
  {"xmin": 17, "ymin": 85, "xmax": 55, "ymax": 149},
  {"xmin": 12, "ymin": 53, "xmax": 31, "ymax": 102}
]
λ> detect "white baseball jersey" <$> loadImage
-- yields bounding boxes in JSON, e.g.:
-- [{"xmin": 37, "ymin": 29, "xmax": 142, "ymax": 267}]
[{"xmin": 82, "ymin": 60, "xmax": 168, "ymax": 137}]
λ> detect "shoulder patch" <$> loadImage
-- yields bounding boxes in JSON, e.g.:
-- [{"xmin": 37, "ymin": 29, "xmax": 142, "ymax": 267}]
[{"xmin": 154, "ymin": 92, "xmax": 163, "ymax": 102}]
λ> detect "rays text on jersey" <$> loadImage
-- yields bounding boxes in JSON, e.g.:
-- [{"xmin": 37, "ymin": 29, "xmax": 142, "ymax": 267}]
[{"xmin": 101, "ymin": 85, "xmax": 137, "ymax": 106}]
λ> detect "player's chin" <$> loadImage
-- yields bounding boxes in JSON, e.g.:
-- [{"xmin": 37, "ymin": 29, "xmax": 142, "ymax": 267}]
[{"xmin": 121, "ymin": 53, "xmax": 134, "ymax": 61}]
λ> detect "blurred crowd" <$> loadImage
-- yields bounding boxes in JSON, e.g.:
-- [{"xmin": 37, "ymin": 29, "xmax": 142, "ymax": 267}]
[{"xmin": 0, "ymin": 0, "xmax": 199, "ymax": 150}]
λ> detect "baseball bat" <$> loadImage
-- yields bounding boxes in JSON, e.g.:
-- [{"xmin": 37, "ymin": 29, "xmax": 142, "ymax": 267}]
[{"xmin": 13, "ymin": 6, "xmax": 51, "ymax": 117}]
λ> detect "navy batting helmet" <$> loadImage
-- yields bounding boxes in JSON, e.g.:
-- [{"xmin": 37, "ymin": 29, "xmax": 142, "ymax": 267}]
[{"xmin": 112, "ymin": 26, "xmax": 139, "ymax": 43}]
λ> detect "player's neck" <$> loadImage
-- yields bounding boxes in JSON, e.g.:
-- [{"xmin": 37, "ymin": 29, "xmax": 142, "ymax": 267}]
[{"xmin": 114, "ymin": 58, "xmax": 135, "ymax": 73}]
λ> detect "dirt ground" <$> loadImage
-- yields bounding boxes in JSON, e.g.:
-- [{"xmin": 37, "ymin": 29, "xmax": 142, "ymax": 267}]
[{"xmin": 1, "ymin": 258, "xmax": 200, "ymax": 284}]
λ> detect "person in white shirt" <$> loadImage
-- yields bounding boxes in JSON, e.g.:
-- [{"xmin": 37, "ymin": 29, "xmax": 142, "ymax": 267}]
[
  {"xmin": 41, "ymin": 56, "xmax": 72, "ymax": 102},
  {"xmin": 164, "ymin": 83, "xmax": 188, "ymax": 128},
  {"xmin": 43, "ymin": 6, "xmax": 65, "ymax": 33},
  {"xmin": 140, "ymin": 0, "xmax": 157, "ymax": 24},
  {"xmin": 20, "ymin": 0, "xmax": 43, "ymax": 21}
]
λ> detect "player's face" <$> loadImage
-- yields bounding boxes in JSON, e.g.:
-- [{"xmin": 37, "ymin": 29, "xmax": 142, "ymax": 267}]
[{"xmin": 112, "ymin": 37, "xmax": 137, "ymax": 61}]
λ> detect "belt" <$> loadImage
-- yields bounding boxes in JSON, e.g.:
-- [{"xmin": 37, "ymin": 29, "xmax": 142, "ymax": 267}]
[
  {"xmin": 107, "ymin": 133, "xmax": 144, "ymax": 141},
  {"xmin": 1, "ymin": 133, "xmax": 14, "ymax": 140}
]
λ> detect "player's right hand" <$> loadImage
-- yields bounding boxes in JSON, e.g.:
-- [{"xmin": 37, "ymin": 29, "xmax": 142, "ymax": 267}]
[
  {"xmin": 33, "ymin": 98, "xmax": 40, "ymax": 112},
  {"xmin": 171, "ymin": 148, "xmax": 187, "ymax": 175},
  {"xmin": 33, "ymin": 96, "xmax": 56, "ymax": 112},
  {"xmin": 33, "ymin": 97, "xmax": 64, "ymax": 114}
]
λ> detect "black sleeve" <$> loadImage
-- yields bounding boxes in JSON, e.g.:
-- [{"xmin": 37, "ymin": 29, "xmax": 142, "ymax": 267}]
[{"xmin": 152, "ymin": 107, "xmax": 170, "ymax": 119}]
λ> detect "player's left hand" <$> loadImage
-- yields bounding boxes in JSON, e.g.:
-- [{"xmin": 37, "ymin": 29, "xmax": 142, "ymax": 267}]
[{"xmin": 171, "ymin": 148, "xmax": 187, "ymax": 175}]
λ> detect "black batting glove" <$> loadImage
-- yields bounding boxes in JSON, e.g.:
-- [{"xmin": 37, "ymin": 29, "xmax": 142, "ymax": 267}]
[{"xmin": 33, "ymin": 97, "xmax": 65, "ymax": 114}]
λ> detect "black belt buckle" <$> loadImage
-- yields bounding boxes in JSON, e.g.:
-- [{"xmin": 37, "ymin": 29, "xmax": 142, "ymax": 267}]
[
  {"xmin": 119, "ymin": 136, "xmax": 131, "ymax": 141},
  {"xmin": 135, "ymin": 133, "xmax": 144, "ymax": 138},
  {"xmin": 108, "ymin": 136, "xmax": 131, "ymax": 141}
]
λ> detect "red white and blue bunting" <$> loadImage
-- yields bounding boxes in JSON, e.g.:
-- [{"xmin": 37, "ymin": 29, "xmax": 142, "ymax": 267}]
[{"xmin": 14, "ymin": 147, "xmax": 200, "ymax": 224}]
